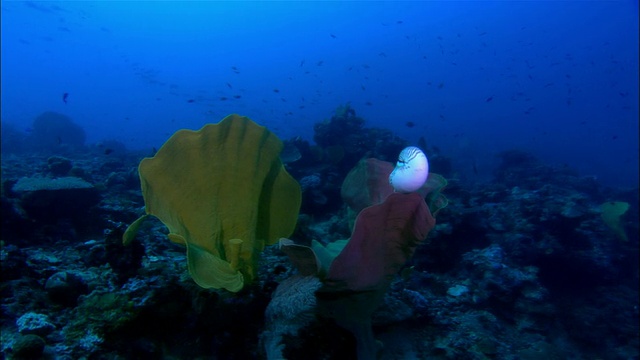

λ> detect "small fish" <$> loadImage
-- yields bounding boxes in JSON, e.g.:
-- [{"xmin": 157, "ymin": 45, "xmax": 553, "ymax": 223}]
[
  {"xmin": 233, "ymin": 95, "xmax": 241, "ymax": 99},
  {"xmin": 330, "ymin": 34, "xmax": 336, "ymax": 38},
  {"xmin": 365, "ymin": 101, "xmax": 373, "ymax": 106},
  {"xmin": 317, "ymin": 60, "xmax": 324, "ymax": 66},
  {"xmin": 187, "ymin": 99, "xmax": 195, "ymax": 103},
  {"xmin": 62, "ymin": 92, "xmax": 68, "ymax": 104},
  {"xmin": 438, "ymin": 82, "xmax": 444, "ymax": 89},
  {"xmin": 104, "ymin": 148, "xmax": 114, "ymax": 155},
  {"xmin": 405, "ymin": 121, "xmax": 415, "ymax": 128},
  {"xmin": 361, "ymin": 85, "xmax": 366, "ymax": 91},
  {"xmin": 273, "ymin": 89, "xmax": 279, "ymax": 93},
  {"xmin": 486, "ymin": 96, "xmax": 493, "ymax": 102},
  {"xmin": 220, "ymin": 97, "xmax": 228, "ymax": 101},
  {"xmin": 299, "ymin": 59, "xmax": 305, "ymax": 67},
  {"xmin": 226, "ymin": 82, "xmax": 232, "ymax": 88},
  {"xmin": 396, "ymin": 20, "xmax": 403, "ymax": 24}
]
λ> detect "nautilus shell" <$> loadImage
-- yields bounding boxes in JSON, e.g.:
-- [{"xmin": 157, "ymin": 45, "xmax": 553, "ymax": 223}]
[{"xmin": 389, "ymin": 146, "xmax": 429, "ymax": 193}]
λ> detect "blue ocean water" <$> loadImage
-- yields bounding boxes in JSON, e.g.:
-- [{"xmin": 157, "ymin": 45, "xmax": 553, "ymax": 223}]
[
  {"xmin": 1, "ymin": 2, "xmax": 639, "ymax": 359},
  {"xmin": 1, "ymin": 1, "xmax": 638, "ymax": 187}
]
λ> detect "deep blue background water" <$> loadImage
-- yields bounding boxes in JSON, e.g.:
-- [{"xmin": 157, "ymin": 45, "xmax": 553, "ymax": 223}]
[{"xmin": 1, "ymin": 1, "xmax": 638, "ymax": 187}]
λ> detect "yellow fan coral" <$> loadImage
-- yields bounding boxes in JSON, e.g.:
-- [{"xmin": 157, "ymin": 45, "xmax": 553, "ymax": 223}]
[{"xmin": 124, "ymin": 114, "xmax": 301, "ymax": 292}]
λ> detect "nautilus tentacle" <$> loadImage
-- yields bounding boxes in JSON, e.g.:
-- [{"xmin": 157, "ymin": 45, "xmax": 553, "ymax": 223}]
[{"xmin": 389, "ymin": 146, "xmax": 429, "ymax": 193}]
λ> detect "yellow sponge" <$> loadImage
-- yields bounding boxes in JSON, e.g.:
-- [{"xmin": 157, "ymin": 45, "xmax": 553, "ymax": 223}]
[
  {"xmin": 600, "ymin": 201, "xmax": 629, "ymax": 241},
  {"xmin": 124, "ymin": 114, "xmax": 301, "ymax": 292}
]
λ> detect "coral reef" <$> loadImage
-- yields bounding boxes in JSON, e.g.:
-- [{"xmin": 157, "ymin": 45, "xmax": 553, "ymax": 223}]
[{"xmin": 0, "ymin": 107, "xmax": 637, "ymax": 359}]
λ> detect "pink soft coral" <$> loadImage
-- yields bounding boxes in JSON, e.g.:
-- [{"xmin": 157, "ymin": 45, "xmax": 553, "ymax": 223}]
[
  {"xmin": 316, "ymin": 191, "xmax": 436, "ymax": 359},
  {"xmin": 323, "ymin": 192, "xmax": 435, "ymax": 291}
]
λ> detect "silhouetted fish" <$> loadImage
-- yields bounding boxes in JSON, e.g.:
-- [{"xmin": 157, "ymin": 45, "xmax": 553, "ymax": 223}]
[
  {"xmin": 104, "ymin": 148, "xmax": 114, "ymax": 155},
  {"xmin": 405, "ymin": 121, "xmax": 415, "ymax": 128},
  {"xmin": 62, "ymin": 92, "xmax": 68, "ymax": 104},
  {"xmin": 486, "ymin": 96, "xmax": 493, "ymax": 102},
  {"xmin": 281, "ymin": 142, "xmax": 302, "ymax": 163}
]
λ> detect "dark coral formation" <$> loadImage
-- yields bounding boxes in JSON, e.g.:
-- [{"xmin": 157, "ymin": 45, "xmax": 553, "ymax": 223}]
[{"xmin": 29, "ymin": 111, "xmax": 87, "ymax": 153}]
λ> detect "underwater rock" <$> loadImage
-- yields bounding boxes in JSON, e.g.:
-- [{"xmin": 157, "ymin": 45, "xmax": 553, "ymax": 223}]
[
  {"xmin": 47, "ymin": 156, "xmax": 73, "ymax": 176},
  {"xmin": 104, "ymin": 226, "xmax": 144, "ymax": 285},
  {"xmin": 0, "ymin": 244, "xmax": 29, "ymax": 280},
  {"xmin": 447, "ymin": 284, "xmax": 469, "ymax": 297},
  {"xmin": 11, "ymin": 334, "xmax": 46, "ymax": 359},
  {"xmin": 299, "ymin": 174, "xmax": 322, "ymax": 192},
  {"xmin": 16, "ymin": 312, "xmax": 55, "ymax": 336},
  {"xmin": 44, "ymin": 271, "xmax": 89, "ymax": 306},
  {"xmin": 0, "ymin": 121, "xmax": 28, "ymax": 154},
  {"xmin": 12, "ymin": 176, "xmax": 101, "ymax": 220},
  {"xmin": 28, "ymin": 111, "xmax": 86, "ymax": 152}
]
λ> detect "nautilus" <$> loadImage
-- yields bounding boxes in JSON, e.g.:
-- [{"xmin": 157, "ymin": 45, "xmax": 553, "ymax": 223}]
[{"xmin": 389, "ymin": 146, "xmax": 429, "ymax": 193}]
